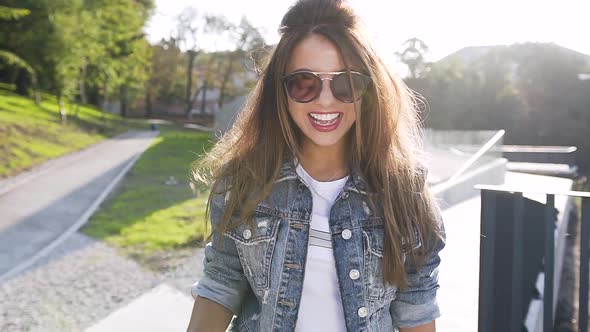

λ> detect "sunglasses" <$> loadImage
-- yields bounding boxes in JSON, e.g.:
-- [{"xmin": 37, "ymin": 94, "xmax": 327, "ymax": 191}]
[{"xmin": 282, "ymin": 70, "xmax": 372, "ymax": 103}]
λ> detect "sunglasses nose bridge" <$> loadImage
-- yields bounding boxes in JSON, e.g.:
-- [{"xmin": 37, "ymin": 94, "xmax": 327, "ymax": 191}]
[{"xmin": 315, "ymin": 77, "xmax": 337, "ymax": 104}]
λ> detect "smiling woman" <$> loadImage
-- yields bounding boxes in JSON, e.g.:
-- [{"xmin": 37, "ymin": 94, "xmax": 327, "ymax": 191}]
[
  {"xmin": 285, "ymin": 34, "xmax": 361, "ymax": 151},
  {"xmin": 187, "ymin": 0, "xmax": 445, "ymax": 331}
]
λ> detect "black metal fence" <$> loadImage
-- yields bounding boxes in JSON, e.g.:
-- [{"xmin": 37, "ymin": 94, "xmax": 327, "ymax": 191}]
[{"xmin": 476, "ymin": 185, "xmax": 590, "ymax": 332}]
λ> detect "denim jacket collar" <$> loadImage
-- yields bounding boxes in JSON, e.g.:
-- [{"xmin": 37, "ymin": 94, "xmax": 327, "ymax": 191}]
[{"xmin": 276, "ymin": 158, "xmax": 369, "ymax": 195}]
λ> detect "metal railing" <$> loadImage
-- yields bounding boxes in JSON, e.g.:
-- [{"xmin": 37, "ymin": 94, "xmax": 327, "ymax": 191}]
[
  {"xmin": 476, "ymin": 184, "xmax": 590, "ymax": 332},
  {"xmin": 499, "ymin": 145, "xmax": 577, "ymax": 166},
  {"xmin": 446, "ymin": 130, "xmax": 505, "ymax": 184}
]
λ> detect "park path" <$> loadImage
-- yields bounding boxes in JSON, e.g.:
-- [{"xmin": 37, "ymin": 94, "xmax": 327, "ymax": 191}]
[{"xmin": 0, "ymin": 130, "xmax": 158, "ymax": 281}]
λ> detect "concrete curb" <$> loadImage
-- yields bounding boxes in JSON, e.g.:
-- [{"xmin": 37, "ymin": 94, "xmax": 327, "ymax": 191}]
[{"xmin": 0, "ymin": 133, "xmax": 156, "ymax": 283}]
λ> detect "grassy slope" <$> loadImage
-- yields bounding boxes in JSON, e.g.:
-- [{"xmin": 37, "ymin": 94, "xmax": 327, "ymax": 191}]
[
  {"xmin": 0, "ymin": 86, "xmax": 142, "ymax": 178},
  {"xmin": 82, "ymin": 126, "xmax": 214, "ymax": 258}
]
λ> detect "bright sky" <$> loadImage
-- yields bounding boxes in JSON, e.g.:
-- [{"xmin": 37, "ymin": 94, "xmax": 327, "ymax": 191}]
[{"xmin": 145, "ymin": 0, "xmax": 590, "ymax": 75}]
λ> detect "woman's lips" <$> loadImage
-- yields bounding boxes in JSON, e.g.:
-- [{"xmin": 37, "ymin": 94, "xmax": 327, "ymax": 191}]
[{"xmin": 307, "ymin": 113, "xmax": 343, "ymax": 132}]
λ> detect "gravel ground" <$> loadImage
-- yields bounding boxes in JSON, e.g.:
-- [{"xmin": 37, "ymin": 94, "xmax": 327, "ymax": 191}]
[{"xmin": 0, "ymin": 233, "xmax": 204, "ymax": 332}]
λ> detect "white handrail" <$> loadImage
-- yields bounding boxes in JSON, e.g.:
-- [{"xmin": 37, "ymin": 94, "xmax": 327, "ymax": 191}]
[{"xmin": 446, "ymin": 129, "xmax": 506, "ymax": 184}]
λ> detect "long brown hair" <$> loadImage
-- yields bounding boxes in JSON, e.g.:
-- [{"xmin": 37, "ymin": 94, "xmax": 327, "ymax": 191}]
[{"xmin": 193, "ymin": 0, "xmax": 443, "ymax": 288}]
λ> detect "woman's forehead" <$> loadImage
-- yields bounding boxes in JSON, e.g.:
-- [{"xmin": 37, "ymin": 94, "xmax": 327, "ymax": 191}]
[{"xmin": 286, "ymin": 34, "xmax": 347, "ymax": 73}]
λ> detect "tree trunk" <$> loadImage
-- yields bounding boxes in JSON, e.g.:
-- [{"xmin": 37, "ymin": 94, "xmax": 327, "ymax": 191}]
[
  {"xmin": 79, "ymin": 64, "xmax": 88, "ymax": 105},
  {"xmin": 120, "ymin": 84, "xmax": 128, "ymax": 118},
  {"xmin": 15, "ymin": 68, "xmax": 29, "ymax": 96},
  {"xmin": 101, "ymin": 81, "xmax": 108, "ymax": 128},
  {"xmin": 57, "ymin": 92, "xmax": 67, "ymax": 125},
  {"xmin": 200, "ymin": 80, "xmax": 208, "ymax": 114},
  {"xmin": 218, "ymin": 54, "xmax": 236, "ymax": 108},
  {"xmin": 145, "ymin": 88, "xmax": 152, "ymax": 119},
  {"xmin": 185, "ymin": 50, "xmax": 197, "ymax": 117},
  {"xmin": 31, "ymin": 72, "xmax": 40, "ymax": 105}
]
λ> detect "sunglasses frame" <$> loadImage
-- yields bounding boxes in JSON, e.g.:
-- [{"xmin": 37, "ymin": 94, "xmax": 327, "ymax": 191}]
[{"xmin": 282, "ymin": 70, "xmax": 372, "ymax": 103}]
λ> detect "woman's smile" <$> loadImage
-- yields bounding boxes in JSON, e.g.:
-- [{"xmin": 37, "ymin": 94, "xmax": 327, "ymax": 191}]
[{"xmin": 307, "ymin": 112, "xmax": 343, "ymax": 132}]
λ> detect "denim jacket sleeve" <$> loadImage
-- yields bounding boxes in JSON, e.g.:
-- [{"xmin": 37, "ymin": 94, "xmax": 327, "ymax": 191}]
[
  {"xmin": 390, "ymin": 221, "xmax": 446, "ymax": 328},
  {"xmin": 191, "ymin": 184, "xmax": 250, "ymax": 315}
]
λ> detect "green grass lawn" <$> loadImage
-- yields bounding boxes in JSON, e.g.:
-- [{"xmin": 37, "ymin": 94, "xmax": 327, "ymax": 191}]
[
  {"xmin": 82, "ymin": 126, "xmax": 214, "ymax": 264},
  {"xmin": 0, "ymin": 85, "xmax": 145, "ymax": 178}
]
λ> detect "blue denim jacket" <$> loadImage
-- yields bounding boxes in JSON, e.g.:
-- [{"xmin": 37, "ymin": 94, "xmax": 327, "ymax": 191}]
[{"xmin": 192, "ymin": 159, "xmax": 445, "ymax": 331}]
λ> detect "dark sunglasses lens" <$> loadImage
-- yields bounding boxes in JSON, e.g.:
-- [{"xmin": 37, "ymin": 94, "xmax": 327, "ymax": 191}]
[
  {"xmin": 332, "ymin": 73, "xmax": 369, "ymax": 103},
  {"xmin": 286, "ymin": 73, "xmax": 321, "ymax": 102}
]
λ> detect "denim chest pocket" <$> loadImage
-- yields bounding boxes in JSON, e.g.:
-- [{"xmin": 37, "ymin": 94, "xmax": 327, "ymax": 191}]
[{"xmin": 224, "ymin": 211, "xmax": 280, "ymax": 291}]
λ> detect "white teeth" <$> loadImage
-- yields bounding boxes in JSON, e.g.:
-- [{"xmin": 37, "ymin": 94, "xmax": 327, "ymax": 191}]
[
  {"xmin": 309, "ymin": 113, "xmax": 340, "ymax": 127},
  {"xmin": 309, "ymin": 113, "xmax": 339, "ymax": 121}
]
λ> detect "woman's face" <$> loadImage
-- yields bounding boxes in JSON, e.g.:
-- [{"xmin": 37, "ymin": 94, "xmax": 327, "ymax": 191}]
[{"xmin": 284, "ymin": 34, "xmax": 359, "ymax": 150}]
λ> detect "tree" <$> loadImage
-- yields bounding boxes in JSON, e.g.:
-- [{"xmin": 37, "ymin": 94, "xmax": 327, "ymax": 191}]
[
  {"xmin": 176, "ymin": 7, "xmax": 202, "ymax": 117},
  {"xmin": 0, "ymin": 4, "xmax": 39, "ymax": 102},
  {"xmin": 396, "ymin": 37, "xmax": 431, "ymax": 79},
  {"xmin": 0, "ymin": 0, "xmax": 154, "ymax": 122},
  {"xmin": 146, "ymin": 38, "xmax": 186, "ymax": 117},
  {"xmin": 47, "ymin": 0, "xmax": 88, "ymax": 123},
  {"xmin": 217, "ymin": 16, "xmax": 265, "ymax": 108},
  {"xmin": 175, "ymin": 8, "xmax": 230, "ymax": 117},
  {"xmin": 84, "ymin": 0, "xmax": 153, "ymax": 116}
]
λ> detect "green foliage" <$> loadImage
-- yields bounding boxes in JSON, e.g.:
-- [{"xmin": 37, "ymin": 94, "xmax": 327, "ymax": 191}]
[
  {"xmin": 0, "ymin": 4, "xmax": 36, "ymax": 92},
  {"xmin": 0, "ymin": 0, "xmax": 265, "ymax": 119},
  {"xmin": 0, "ymin": 5, "xmax": 30, "ymax": 19},
  {"xmin": 82, "ymin": 127, "xmax": 214, "ymax": 254},
  {"xmin": 0, "ymin": 0, "xmax": 154, "ymax": 115},
  {"xmin": 148, "ymin": 38, "xmax": 187, "ymax": 104},
  {"xmin": 0, "ymin": 50, "xmax": 34, "ymax": 75}
]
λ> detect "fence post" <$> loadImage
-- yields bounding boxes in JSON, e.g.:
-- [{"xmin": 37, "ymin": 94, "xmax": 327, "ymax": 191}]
[
  {"xmin": 511, "ymin": 193, "xmax": 524, "ymax": 331},
  {"xmin": 580, "ymin": 197, "xmax": 590, "ymax": 332},
  {"xmin": 479, "ymin": 190, "xmax": 497, "ymax": 332},
  {"xmin": 544, "ymin": 194, "xmax": 555, "ymax": 332}
]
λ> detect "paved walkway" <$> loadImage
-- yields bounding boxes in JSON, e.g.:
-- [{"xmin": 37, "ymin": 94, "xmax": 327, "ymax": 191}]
[
  {"xmin": 0, "ymin": 130, "xmax": 158, "ymax": 281},
  {"xmin": 85, "ymin": 284, "xmax": 194, "ymax": 332}
]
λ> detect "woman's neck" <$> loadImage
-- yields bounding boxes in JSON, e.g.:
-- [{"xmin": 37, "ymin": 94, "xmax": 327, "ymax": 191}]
[{"xmin": 298, "ymin": 140, "xmax": 349, "ymax": 182}]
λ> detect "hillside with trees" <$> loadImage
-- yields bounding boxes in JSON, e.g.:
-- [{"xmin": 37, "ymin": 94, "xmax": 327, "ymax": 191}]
[{"xmin": 400, "ymin": 40, "xmax": 590, "ymax": 173}]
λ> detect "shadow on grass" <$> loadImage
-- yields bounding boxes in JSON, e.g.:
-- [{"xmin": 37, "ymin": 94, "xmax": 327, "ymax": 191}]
[{"xmin": 3, "ymin": 100, "xmax": 26, "ymax": 111}]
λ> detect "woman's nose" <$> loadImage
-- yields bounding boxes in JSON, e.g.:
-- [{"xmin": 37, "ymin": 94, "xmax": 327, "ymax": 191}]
[{"xmin": 316, "ymin": 78, "xmax": 336, "ymax": 105}]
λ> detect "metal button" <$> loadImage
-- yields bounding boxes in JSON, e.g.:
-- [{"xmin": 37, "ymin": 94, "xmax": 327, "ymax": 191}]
[
  {"xmin": 342, "ymin": 229, "xmax": 352, "ymax": 240},
  {"xmin": 349, "ymin": 269, "xmax": 360, "ymax": 280},
  {"xmin": 357, "ymin": 306, "xmax": 368, "ymax": 318},
  {"xmin": 243, "ymin": 229, "xmax": 252, "ymax": 240},
  {"xmin": 340, "ymin": 192, "xmax": 349, "ymax": 199}
]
